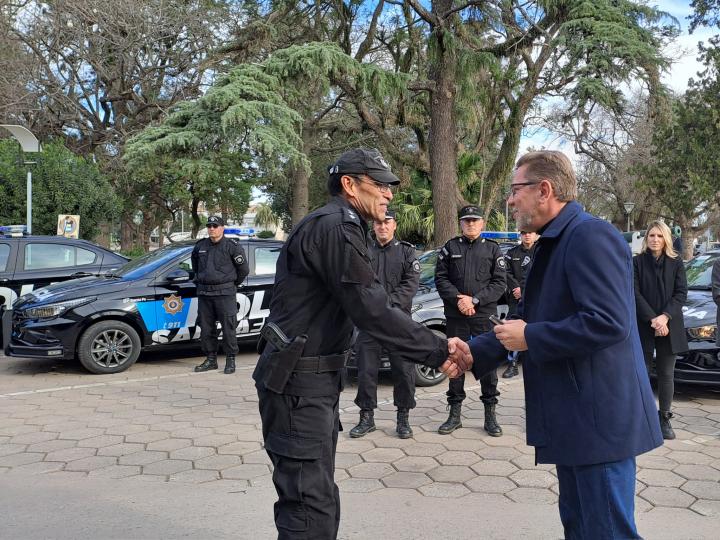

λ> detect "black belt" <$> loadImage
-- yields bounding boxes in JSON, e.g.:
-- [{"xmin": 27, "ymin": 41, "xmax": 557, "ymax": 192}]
[{"xmin": 292, "ymin": 350, "xmax": 350, "ymax": 373}]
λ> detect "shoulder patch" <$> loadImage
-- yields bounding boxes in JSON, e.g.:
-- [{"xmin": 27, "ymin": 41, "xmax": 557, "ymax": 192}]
[
  {"xmin": 496, "ymin": 256, "xmax": 507, "ymax": 270},
  {"xmin": 234, "ymin": 254, "xmax": 245, "ymax": 265},
  {"xmin": 412, "ymin": 259, "xmax": 421, "ymax": 273}
]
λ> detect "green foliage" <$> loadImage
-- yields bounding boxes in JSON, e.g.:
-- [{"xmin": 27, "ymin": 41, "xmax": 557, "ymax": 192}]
[
  {"xmin": 0, "ymin": 139, "xmax": 118, "ymax": 239},
  {"xmin": 256, "ymin": 230, "xmax": 275, "ymax": 239}
]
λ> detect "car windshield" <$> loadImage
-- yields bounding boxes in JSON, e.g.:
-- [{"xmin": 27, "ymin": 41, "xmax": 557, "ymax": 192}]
[
  {"xmin": 685, "ymin": 253, "xmax": 719, "ymax": 290},
  {"xmin": 115, "ymin": 245, "xmax": 193, "ymax": 280},
  {"xmin": 418, "ymin": 250, "xmax": 438, "ymax": 290}
]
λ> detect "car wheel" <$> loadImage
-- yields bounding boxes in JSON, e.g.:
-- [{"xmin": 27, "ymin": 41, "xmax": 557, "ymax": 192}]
[
  {"xmin": 77, "ymin": 320, "xmax": 141, "ymax": 374},
  {"xmin": 415, "ymin": 328, "xmax": 449, "ymax": 387}
]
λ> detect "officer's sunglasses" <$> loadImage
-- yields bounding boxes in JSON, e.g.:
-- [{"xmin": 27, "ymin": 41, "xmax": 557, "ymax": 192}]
[
  {"xmin": 352, "ymin": 176, "xmax": 395, "ymax": 194},
  {"xmin": 206, "ymin": 224, "xmax": 221, "ymax": 229}
]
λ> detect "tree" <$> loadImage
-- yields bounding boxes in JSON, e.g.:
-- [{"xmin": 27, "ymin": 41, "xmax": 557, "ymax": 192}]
[{"xmin": 0, "ymin": 139, "xmax": 118, "ymax": 239}]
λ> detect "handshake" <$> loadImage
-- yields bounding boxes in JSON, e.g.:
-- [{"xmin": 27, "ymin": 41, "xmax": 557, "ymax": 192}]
[{"xmin": 439, "ymin": 337, "xmax": 473, "ymax": 378}]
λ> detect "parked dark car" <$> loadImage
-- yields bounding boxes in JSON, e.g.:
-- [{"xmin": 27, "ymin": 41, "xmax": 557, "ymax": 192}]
[
  {"xmin": 0, "ymin": 230, "xmax": 128, "ymax": 310},
  {"xmin": 3, "ymin": 239, "xmax": 282, "ymax": 374},
  {"xmin": 675, "ymin": 250, "xmax": 720, "ymax": 386}
]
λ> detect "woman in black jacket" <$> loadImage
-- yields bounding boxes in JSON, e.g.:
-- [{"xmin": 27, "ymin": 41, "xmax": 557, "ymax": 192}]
[{"xmin": 633, "ymin": 221, "xmax": 688, "ymax": 440}]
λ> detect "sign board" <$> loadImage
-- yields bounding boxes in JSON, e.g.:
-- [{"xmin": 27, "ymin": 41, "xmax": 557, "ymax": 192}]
[{"xmin": 57, "ymin": 215, "xmax": 80, "ymax": 238}]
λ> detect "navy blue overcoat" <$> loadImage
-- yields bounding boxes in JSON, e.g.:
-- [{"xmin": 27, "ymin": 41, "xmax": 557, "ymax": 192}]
[{"xmin": 469, "ymin": 201, "xmax": 662, "ymax": 465}]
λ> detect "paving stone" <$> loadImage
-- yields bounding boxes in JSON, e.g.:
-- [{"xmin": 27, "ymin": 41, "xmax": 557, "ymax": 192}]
[
  {"xmin": 131, "ymin": 415, "xmax": 173, "ymax": 426},
  {"xmin": 142, "ymin": 459, "xmax": 193, "ymax": 476},
  {"xmin": 639, "ymin": 486, "xmax": 696, "ymax": 507},
  {"xmin": 435, "ymin": 451, "xmax": 481, "ymax": 466},
  {"xmin": 241, "ymin": 451, "xmax": 271, "ymax": 465},
  {"xmin": 77, "ymin": 435, "xmax": 125, "ymax": 448},
  {"xmin": 336, "ymin": 439, "xmax": 375, "ymax": 453},
  {"xmin": 509, "ymin": 469, "xmax": 556, "ymax": 489},
  {"xmin": 470, "ymin": 459, "xmax": 519, "ymax": 477},
  {"xmin": 222, "ymin": 463, "xmax": 270, "ymax": 480},
  {"xmin": 371, "ymin": 436, "xmax": 416, "ymax": 449},
  {"xmin": 334, "ymin": 453, "xmax": 363, "ymax": 469},
  {"xmin": 665, "ymin": 451, "xmax": 714, "ymax": 465},
  {"xmin": 126, "ymin": 430, "xmax": 173, "ymax": 444},
  {"xmin": 65, "ymin": 456, "xmax": 118, "ymax": 472},
  {"xmin": 45, "ymin": 447, "xmax": 96, "ymax": 462},
  {"xmin": 465, "ymin": 475, "xmax": 517, "ymax": 494},
  {"xmin": 673, "ymin": 464, "xmax": 720, "ymax": 482},
  {"xmin": 146, "ymin": 439, "xmax": 192, "ymax": 452},
  {"xmin": 402, "ymin": 443, "xmax": 445, "ymax": 457},
  {"xmin": 700, "ymin": 446, "xmax": 720, "ymax": 459},
  {"xmin": 193, "ymin": 434, "xmax": 237, "ymax": 447},
  {"xmin": 636, "ymin": 469, "xmax": 687, "ymax": 488},
  {"xmin": 0, "ymin": 443, "xmax": 27, "ymax": 457},
  {"xmin": 26, "ymin": 439, "xmax": 76, "ymax": 453},
  {"xmin": 418, "ymin": 482, "xmax": 470, "ymax": 498},
  {"xmin": 9, "ymin": 431, "xmax": 57, "ymax": 445},
  {"xmin": 7, "ymin": 461, "xmax": 65, "ymax": 475},
  {"xmin": 636, "ymin": 455, "xmax": 678, "ymax": 470},
  {"xmin": 382, "ymin": 472, "xmax": 431, "ymax": 489},
  {"xmin": 334, "ymin": 469, "xmax": 349, "ymax": 482},
  {"xmin": 212, "ymin": 479, "xmax": 250, "ymax": 492},
  {"xmin": 194, "ymin": 454, "xmax": 242, "ymax": 470},
  {"xmin": 477, "ymin": 446, "xmax": 521, "ymax": 460},
  {"xmin": 105, "ymin": 424, "xmax": 149, "ymax": 436},
  {"xmin": 169, "ymin": 469, "xmax": 221, "ymax": 483},
  {"xmin": 88, "ymin": 465, "xmax": 142, "ymax": 479},
  {"xmin": 338, "ymin": 478, "xmax": 384, "ymax": 493},
  {"xmin": 681, "ymin": 480, "xmax": 720, "ymax": 500},
  {"xmin": 360, "ymin": 447, "xmax": 405, "ymax": 463},
  {"xmin": 97, "ymin": 443, "xmax": 147, "ymax": 457},
  {"xmin": 427, "ymin": 465, "xmax": 475, "ymax": 483},
  {"xmin": 118, "ymin": 451, "xmax": 167, "ymax": 466},
  {"xmin": 690, "ymin": 499, "xmax": 720, "ymax": 517},
  {"xmin": 45, "ymin": 471, "xmax": 89, "ymax": 481},
  {"xmin": 0, "ymin": 425, "xmax": 37, "ymax": 436},
  {"xmin": 506, "ymin": 487, "xmax": 558, "ymax": 505},
  {"xmin": 510, "ymin": 454, "xmax": 555, "ymax": 471},
  {"xmin": 393, "ymin": 456, "xmax": 438, "ymax": 473},
  {"xmin": 57, "ymin": 428, "xmax": 105, "ymax": 440},
  {"xmin": 348, "ymin": 462, "xmax": 395, "ymax": 479},
  {"xmin": 482, "ymin": 435, "xmax": 525, "ymax": 448},
  {"xmin": 440, "ymin": 438, "xmax": 488, "ymax": 452}
]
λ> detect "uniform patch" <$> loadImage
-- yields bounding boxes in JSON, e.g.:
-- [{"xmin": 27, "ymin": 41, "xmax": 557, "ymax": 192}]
[
  {"xmin": 412, "ymin": 260, "xmax": 421, "ymax": 273},
  {"xmin": 496, "ymin": 256, "xmax": 507, "ymax": 269},
  {"xmin": 163, "ymin": 294, "xmax": 184, "ymax": 315},
  {"xmin": 521, "ymin": 255, "xmax": 531, "ymax": 267},
  {"xmin": 234, "ymin": 254, "xmax": 245, "ymax": 265}
]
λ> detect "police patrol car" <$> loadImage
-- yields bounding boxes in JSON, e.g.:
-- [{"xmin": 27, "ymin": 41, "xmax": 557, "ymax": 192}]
[{"xmin": 3, "ymin": 234, "xmax": 282, "ymax": 374}]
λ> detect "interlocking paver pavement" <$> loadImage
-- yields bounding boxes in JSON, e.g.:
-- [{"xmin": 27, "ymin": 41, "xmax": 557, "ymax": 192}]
[{"xmin": 1, "ymin": 349, "xmax": 720, "ymax": 533}]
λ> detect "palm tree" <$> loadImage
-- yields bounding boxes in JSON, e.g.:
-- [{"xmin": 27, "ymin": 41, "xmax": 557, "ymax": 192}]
[{"xmin": 254, "ymin": 203, "xmax": 279, "ymax": 232}]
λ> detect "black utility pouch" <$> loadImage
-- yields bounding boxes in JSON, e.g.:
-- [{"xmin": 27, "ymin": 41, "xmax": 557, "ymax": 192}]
[{"xmin": 263, "ymin": 336, "xmax": 307, "ymax": 394}]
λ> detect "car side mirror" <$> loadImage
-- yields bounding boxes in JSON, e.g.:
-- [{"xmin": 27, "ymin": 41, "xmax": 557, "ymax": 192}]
[{"xmin": 166, "ymin": 269, "xmax": 190, "ymax": 283}]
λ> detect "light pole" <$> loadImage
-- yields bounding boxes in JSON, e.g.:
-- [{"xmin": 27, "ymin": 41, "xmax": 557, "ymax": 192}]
[
  {"xmin": 623, "ymin": 202, "xmax": 635, "ymax": 233},
  {"xmin": 0, "ymin": 125, "xmax": 41, "ymax": 234}
]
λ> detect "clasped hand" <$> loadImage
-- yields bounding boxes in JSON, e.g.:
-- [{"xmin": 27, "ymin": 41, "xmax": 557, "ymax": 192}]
[
  {"xmin": 439, "ymin": 337, "xmax": 473, "ymax": 378},
  {"xmin": 651, "ymin": 314, "xmax": 669, "ymax": 337}
]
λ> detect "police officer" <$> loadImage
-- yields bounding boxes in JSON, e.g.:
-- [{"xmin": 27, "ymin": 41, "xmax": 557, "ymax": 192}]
[
  {"xmin": 253, "ymin": 148, "xmax": 471, "ymax": 539},
  {"xmin": 350, "ymin": 209, "xmax": 421, "ymax": 440},
  {"xmin": 191, "ymin": 216, "xmax": 249, "ymax": 374},
  {"xmin": 502, "ymin": 230, "xmax": 538, "ymax": 378},
  {"xmin": 435, "ymin": 205, "xmax": 507, "ymax": 436}
]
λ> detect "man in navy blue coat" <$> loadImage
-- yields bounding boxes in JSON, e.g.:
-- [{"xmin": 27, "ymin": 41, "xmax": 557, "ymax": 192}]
[{"xmin": 468, "ymin": 151, "xmax": 662, "ymax": 539}]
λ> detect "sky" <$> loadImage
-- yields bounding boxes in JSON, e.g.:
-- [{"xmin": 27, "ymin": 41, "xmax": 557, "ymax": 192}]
[{"xmin": 520, "ymin": 0, "xmax": 715, "ymax": 158}]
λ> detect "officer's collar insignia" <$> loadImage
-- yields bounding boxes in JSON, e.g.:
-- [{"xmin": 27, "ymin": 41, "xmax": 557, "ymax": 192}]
[
  {"xmin": 347, "ymin": 209, "xmax": 358, "ymax": 221},
  {"xmin": 163, "ymin": 294, "xmax": 184, "ymax": 315}
]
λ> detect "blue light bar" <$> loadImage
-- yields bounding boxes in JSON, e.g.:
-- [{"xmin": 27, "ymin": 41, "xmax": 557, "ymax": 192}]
[
  {"xmin": 0, "ymin": 225, "xmax": 27, "ymax": 237},
  {"xmin": 224, "ymin": 227, "xmax": 255, "ymax": 236},
  {"xmin": 481, "ymin": 231, "xmax": 520, "ymax": 241}
]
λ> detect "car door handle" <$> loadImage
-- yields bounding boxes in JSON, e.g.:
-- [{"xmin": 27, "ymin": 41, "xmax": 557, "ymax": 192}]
[{"xmin": 70, "ymin": 272, "xmax": 93, "ymax": 278}]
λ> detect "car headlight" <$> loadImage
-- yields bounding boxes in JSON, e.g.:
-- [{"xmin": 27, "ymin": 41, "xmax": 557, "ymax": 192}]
[
  {"xmin": 23, "ymin": 297, "xmax": 96, "ymax": 319},
  {"xmin": 687, "ymin": 325, "xmax": 717, "ymax": 341}
]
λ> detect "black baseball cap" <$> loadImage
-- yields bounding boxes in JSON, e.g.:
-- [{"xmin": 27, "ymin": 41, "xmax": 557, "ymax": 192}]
[
  {"xmin": 328, "ymin": 148, "xmax": 400, "ymax": 185},
  {"xmin": 459, "ymin": 205, "xmax": 483, "ymax": 220},
  {"xmin": 207, "ymin": 216, "xmax": 225, "ymax": 226},
  {"xmin": 384, "ymin": 209, "xmax": 396, "ymax": 220}
]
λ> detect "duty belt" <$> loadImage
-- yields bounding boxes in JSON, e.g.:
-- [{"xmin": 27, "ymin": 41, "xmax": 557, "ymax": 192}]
[{"xmin": 292, "ymin": 350, "xmax": 350, "ymax": 373}]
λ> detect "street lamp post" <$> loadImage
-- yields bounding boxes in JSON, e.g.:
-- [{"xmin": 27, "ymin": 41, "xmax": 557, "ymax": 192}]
[
  {"xmin": 623, "ymin": 202, "xmax": 635, "ymax": 233},
  {"xmin": 0, "ymin": 125, "xmax": 41, "ymax": 234}
]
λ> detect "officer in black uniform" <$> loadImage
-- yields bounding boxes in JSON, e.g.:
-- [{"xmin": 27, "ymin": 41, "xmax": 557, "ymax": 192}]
[
  {"xmin": 435, "ymin": 205, "xmax": 507, "ymax": 436},
  {"xmin": 502, "ymin": 230, "xmax": 538, "ymax": 378},
  {"xmin": 252, "ymin": 148, "xmax": 471, "ymax": 540},
  {"xmin": 350, "ymin": 209, "xmax": 421, "ymax": 440},
  {"xmin": 191, "ymin": 216, "xmax": 249, "ymax": 374}
]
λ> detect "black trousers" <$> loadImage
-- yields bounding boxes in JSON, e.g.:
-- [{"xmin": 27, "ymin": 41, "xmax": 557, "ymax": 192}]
[
  {"xmin": 445, "ymin": 317, "xmax": 499, "ymax": 405},
  {"xmin": 258, "ymin": 387, "xmax": 341, "ymax": 540},
  {"xmin": 353, "ymin": 331, "xmax": 416, "ymax": 411},
  {"xmin": 198, "ymin": 294, "xmax": 238, "ymax": 356},
  {"xmin": 641, "ymin": 334, "xmax": 676, "ymax": 413}
]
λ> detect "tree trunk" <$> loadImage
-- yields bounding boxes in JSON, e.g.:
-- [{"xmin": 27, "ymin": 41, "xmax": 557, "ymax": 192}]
[
  {"xmin": 120, "ymin": 210, "xmax": 135, "ymax": 252},
  {"xmin": 191, "ymin": 197, "xmax": 201, "ymax": 239},
  {"xmin": 429, "ymin": 4, "xmax": 459, "ymax": 247}
]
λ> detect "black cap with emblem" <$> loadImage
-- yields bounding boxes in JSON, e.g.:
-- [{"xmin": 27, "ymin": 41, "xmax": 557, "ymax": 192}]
[
  {"xmin": 328, "ymin": 148, "xmax": 400, "ymax": 186},
  {"xmin": 207, "ymin": 215, "xmax": 225, "ymax": 226},
  {"xmin": 384, "ymin": 208, "xmax": 396, "ymax": 220},
  {"xmin": 458, "ymin": 205, "xmax": 483, "ymax": 220}
]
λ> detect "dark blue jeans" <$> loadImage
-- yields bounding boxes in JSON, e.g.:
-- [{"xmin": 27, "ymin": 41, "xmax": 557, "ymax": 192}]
[{"xmin": 556, "ymin": 457, "xmax": 640, "ymax": 539}]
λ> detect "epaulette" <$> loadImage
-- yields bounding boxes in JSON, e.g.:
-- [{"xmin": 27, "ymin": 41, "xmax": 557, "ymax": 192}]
[
  {"xmin": 228, "ymin": 238, "xmax": 240, "ymax": 245},
  {"xmin": 399, "ymin": 240, "xmax": 415, "ymax": 249},
  {"xmin": 342, "ymin": 207, "xmax": 362, "ymax": 225},
  {"xmin": 445, "ymin": 235, "xmax": 464, "ymax": 246},
  {"xmin": 485, "ymin": 238, "xmax": 499, "ymax": 245}
]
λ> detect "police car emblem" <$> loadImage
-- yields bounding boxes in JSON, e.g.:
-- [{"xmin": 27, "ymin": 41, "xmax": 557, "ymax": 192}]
[
  {"xmin": 234, "ymin": 254, "xmax": 245, "ymax": 265},
  {"xmin": 521, "ymin": 255, "xmax": 531, "ymax": 267},
  {"xmin": 163, "ymin": 294, "xmax": 184, "ymax": 315},
  {"xmin": 497, "ymin": 256, "xmax": 507, "ymax": 269},
  {"xmin": 412, "ymin": 260, "xmax": 421, "ymax": 273}
]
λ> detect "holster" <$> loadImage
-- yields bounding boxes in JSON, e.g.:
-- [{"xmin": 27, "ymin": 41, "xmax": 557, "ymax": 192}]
[{"xmin": 262, "ymin": 335, "xmax": 307, "ymax": 394}]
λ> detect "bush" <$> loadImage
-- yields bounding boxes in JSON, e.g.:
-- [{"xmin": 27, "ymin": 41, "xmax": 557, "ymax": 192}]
[{"xmin": 256, "ymin": 230, "xmax": 276, "ymax": 239}]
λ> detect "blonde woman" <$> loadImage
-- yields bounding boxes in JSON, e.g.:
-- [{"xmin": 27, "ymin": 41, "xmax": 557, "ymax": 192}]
[{"xmin": 633, "ymin": 221, "xmax": 688, "ymax": 439}]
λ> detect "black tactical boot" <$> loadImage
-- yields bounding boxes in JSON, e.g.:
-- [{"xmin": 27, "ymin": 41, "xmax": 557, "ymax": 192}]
[
  {"xmin": 484, "ymin": 403, "xmax": 503, "ymax": 437},
  {"xmin": 224, "ymin": 355, "xmax": 236, "ymax": 374},
  {"xmin": 502, "ymin": 361, "xmax": 519, "ymax": 379},
  {"xmin": 396, "ymin": 409, "xmax": 413, "ymax": 439},
  {"xmin": 349, "ymin": 410, "xmax": 375, "ymax": 438},
  {"xmin": 659, "ymin": 411, "xmax": 676, "ymax": 440},
  {"xmin": 194, "ymin": 355, "xmax": 218, "ymax": 372},
  {"xmin": 438, "ymin": 403, "xmax": 462, "ymax": 435}
]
